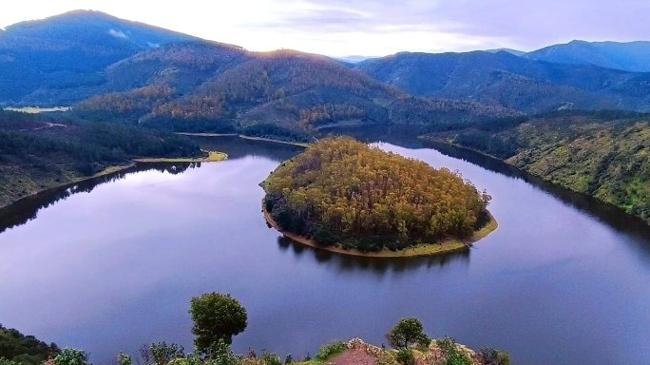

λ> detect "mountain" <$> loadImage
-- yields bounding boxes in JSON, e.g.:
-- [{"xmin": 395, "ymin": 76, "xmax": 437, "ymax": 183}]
[
  {"xmin": 356, "ymin": 50, "xmax": 650, "ymax": 113},
  {"xmin": 526, "ymin": 40, "xmax": 650, "ymax": 72},
  {"xmin": 0, "ymin": 10, "xmax": 194, "ymax": 106},
  {"xmin": 75, "ymin": 46, "xmax": 521, "ymax": 137}
]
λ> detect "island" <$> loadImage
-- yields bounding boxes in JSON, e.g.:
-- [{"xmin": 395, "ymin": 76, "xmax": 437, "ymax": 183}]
[{"xmin": 262, "ymin": 137, "xmax": 497, "ymax": 257}]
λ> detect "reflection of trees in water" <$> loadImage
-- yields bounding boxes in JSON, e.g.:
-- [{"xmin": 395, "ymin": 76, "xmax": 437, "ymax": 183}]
[
  {"xmin": 192, "ymin": 136, "xmax": 303, "ymax": 162},
  {"xmin": 0, "ymin": 163, "xmax": 197, "ymax": 234},
  {"xmin": 276, "ymin": 237, "xmax": 470, "ymax": 275}
]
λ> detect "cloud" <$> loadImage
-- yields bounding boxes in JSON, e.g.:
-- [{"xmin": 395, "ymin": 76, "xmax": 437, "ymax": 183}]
[{"xmin": 108, "ymin": 28, "xmax": 128, "ymax": 39}]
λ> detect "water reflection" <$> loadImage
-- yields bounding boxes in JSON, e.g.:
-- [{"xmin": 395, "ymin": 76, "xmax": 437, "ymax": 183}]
[
  {"xmin": 0, "ymin": 164, "xmax": 197, "ymax": 234},
  {"xmin": 276, "ymin": 237, "xmax": 470, "ymax": 275}
]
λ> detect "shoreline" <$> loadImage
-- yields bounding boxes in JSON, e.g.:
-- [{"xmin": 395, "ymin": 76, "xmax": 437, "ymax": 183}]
[
  {"xmin": 177, "ymin": 132, "xmax": 310, "ymax": 147},
  {"xmin": 0, "ymin": 163, "xmax": 135, "ymax": 210},
  {"xmin": 263, "ymin": 206, "xmax": 498, "ymax": 258},
  {"xmin": 133, "ymin": 150, "xmax": 228, "ymax": 163},
  {"xmin": 0, "ymin": 151, "xmax": 228, "ymax": 210}
]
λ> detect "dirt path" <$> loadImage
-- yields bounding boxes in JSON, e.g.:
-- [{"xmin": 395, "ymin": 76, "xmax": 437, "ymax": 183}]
[{"xmin": 328, "ymin": 348, "xmax": 378, "ymax": 365}]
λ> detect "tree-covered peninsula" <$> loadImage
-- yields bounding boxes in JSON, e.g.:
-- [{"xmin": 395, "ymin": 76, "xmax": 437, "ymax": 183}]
[{"xmin": 262, "ymin": 137, "xmax": 495, "ymax": 255}]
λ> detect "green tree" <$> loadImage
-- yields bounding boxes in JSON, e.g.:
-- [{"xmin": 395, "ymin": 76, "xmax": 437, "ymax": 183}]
[
  {"xmin": 190, "ymin": 293, "xmax": 248, "ymax": 354},
  {"xmin": 387, "ymin": 318, "xmax": 430, "ymax": 349},
  {"xmin": 53, "ymin": 349, "xmax": 90, "ymax": 365}
]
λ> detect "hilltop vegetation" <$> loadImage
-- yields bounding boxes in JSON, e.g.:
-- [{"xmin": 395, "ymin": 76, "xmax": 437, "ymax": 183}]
[
  {"xmin": 0, "ymin": 324, "xmax": 59, "ymax": 365},
  {"xmin": 263, "ymin": 137, "xmax": 492, "ymax": 251},
  {"xmin": 424, "ymin": 111, "xmax": 650, "ymax": 224},
  {"xmin": 0, "ymin": 111, "xmax": 201, "ymax": 207}
]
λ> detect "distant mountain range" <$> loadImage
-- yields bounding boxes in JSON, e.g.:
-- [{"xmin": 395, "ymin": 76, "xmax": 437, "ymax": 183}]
[
  {"xmin": 3, "ymin": 10, "xmax": 650, "ymax": 130},
  {"xmin": 525, "ymin": 40, "xmax": 650, "ymax": 72},
  {"xmin": 356, "ymin": 50, "xmax": 650, "ymax": 113}
]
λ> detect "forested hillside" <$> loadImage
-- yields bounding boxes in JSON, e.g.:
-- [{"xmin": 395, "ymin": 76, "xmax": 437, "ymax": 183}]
[
  {"xmin": 74, "ymin": 48, "xmax": 520, "ymax": 138},
  {"xmin": 424, "ymin": 111, "xmax": 650, "ymax": 223},
  {"xmin": 0, "ymin": 10, "xmax": 194, "ymax": 105},
  {"xmin": 0, "ymin": 111, "xmax": 201, "ymax": 207},
  {"xmin": 357, "ymin": 51, "xmax": 650, "ymax": 113},
  {"xmin": 0, "ymin": 324, "xmax": 59, "ymax": 365}
]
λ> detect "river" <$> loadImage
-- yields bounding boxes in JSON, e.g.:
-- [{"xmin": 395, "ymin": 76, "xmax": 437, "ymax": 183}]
[{"xmin": 1, "ymin": 135, "xmax": 649, "ymax": 365}]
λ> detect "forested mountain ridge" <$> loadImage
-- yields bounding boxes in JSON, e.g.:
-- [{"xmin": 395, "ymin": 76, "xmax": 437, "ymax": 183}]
[
  {"xmin": 525, "ymin": 40, "xmax": 650, "ymax": 72},
  {"xmin": 74, "ymin": 47, "xmax": 521, "ymax": 136},
  {"xmin": 0, "ymin": 10, "xmax": 195, "ymax": 106},
  {"xmin": 356, "ymin": 50, "xmax": 650, "ymax": 113},
  {"xmin": 423, "ymin": 111, "xmax": 650, "ymax": 224}
]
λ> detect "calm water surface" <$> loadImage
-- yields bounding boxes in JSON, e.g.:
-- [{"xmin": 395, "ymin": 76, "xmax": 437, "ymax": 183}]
[{"xmin": 1, "ymin": 136, "xmax": 649, "ymax": 365}]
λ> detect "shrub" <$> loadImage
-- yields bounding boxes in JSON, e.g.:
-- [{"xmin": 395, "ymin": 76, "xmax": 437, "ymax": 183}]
[
  {"xmin": 314, "ymin": 342, "xmax": 347, "ymax": 361},
  {"xmin": 478, "ymin": 348, "xmax": 510, "ymax": 365},
  {"xmin": 395, "ymin": 349, "xmax": 415, "ymax": 365},
  {"xmin": 206, "ymin": 340, "xmax": 239, "ymax": 365},
  {"xmin": 53, "ymin": 349, "xmax": 90, "ymax": 365},
  {"xmin": 148, "ymin": 342, "xmax": 185, "ymax": 365},
  {"xmin": 261, "ymin": 352, "xmax": 282, "ymax": 365},
  {"xmin": 387, "ymin": 318, "xmax": 430, "ymax": 349},
  {"xmin": 190, "ymin": 293, "xmax": 248, "ymax": 354},
  {"xmin": 437, "ymin": 338, "xmax": 471, "ymax": 365},
  {"xmin": 117, "ymin": 353, "xmax": 132, "ymax": 365}
]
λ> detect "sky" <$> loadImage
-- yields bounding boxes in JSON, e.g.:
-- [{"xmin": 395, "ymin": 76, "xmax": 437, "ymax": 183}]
[{"xmin": 1, "ymin": 0, "xmax": 650, "ymax": 57}]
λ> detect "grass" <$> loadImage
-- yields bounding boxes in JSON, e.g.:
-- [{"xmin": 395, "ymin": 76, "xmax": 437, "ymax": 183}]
[{"xmin": 133, "ymin": 150, "xmax": 228, "ymax": 163}]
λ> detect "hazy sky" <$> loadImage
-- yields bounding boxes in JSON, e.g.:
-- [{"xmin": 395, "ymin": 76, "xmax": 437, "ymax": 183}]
[{"xmin": 2, "ymin": 0, "xmax": 649, "ymax": 57}]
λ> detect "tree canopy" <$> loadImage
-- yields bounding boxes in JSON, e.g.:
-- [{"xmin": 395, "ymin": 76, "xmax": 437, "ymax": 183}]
[
  {"xmin": 263, "ymin": 137, "xmax": 491, "ymax": 251},
  {"xmin": 189, "ymin": 293, "xmax": 248, "ymax": 354}
]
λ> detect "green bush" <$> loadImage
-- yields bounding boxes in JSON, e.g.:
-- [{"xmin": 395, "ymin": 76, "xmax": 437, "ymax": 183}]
[
  {"xmin": 437, "ymin": 338, "xmax": 471, "ymax": 365},
  {"xmin": 479, "ymin": 348, "xmax": 510, "ymax": 365},
  {"xmin": 190, "ymin": 293, "xmax": 248, "ymax": 354},
  {"xmin": 314, "ymin": 342, "xmax": 347, "ymax": 361},
  {"xmin": 261, "ymin": 352, "xmax": 282, "ymax": 365},
  {"xmin": 147, "ymin": 342, "xmax": 185, "ymax": 365},
  {"xmin": 206, "ymin": 340, "xmax": 239, "ymax": 365},
  {"xmin": 395, "ymin": 349, "xmax": 414, "ymax": 365},
  {"xmin": 53, "ymin": 349, "xmax": 90, "ymax": 365}
]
